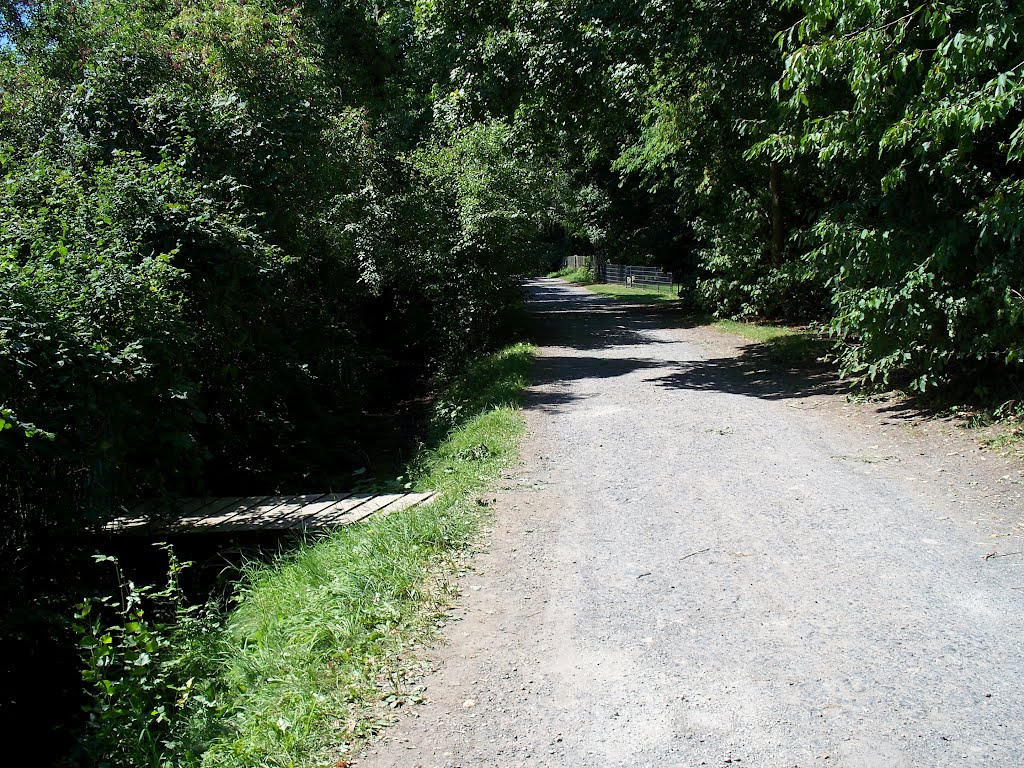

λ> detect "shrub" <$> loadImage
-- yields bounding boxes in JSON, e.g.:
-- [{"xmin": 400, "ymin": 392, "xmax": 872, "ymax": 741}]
[{"xmin": 73, "ymin": 546, "xmax": 223, "ymax": 768}]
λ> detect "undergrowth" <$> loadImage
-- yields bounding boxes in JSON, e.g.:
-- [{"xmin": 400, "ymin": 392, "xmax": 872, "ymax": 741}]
[
  {"xmin": 547, "ymin": 265, "xmax": 596, "ymax": 283},
  {"xmin": 76, "ymin": 343, "xmax": 535, "ymax": 768},
  {"xmin": 953, "ymin": 399, "xmax": 1024, "ymax": 458}
]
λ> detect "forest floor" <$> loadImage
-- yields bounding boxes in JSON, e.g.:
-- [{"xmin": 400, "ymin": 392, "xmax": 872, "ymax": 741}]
[{"xmin": 357, "ymin": 277, "xmax": 1024, "ymax": 768}]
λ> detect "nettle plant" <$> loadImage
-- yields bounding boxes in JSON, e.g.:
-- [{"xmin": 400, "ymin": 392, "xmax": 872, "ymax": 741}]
[{"xmin": 73, "ymin": 545, "xmax": 222, "ymax": 768}]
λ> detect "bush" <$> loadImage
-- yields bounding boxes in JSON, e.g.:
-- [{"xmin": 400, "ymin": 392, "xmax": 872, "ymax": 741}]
[
  {"xmin": 73, "ymin": 546, "xmax": 223, "ymax": 768},
  {"xmin": 548, "ymin": 264, "xmax": 596, "ymax": 283},
  {"xmin": 764, "ymin": 0, "xmax": 1024, "ymax": 389}
]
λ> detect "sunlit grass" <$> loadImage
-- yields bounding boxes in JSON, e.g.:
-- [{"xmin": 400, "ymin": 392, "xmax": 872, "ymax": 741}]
[
  {"xmin": 547, "ymin": 266, "xmax": 595, "ymax": 283},
  {"xmin": 583, "ymin": 282, "xmax": 679, "ymax": 302},
  {"xmin": 711, "ymin": 318, "xmax": 803, "ymax": 342},
  {"xmin": 705, "ymin": 319, "xmax": 830, "ymax": 364},
  {"xmin": 196, "ymin": 343, "xmax": 535, "ymax": 768}
]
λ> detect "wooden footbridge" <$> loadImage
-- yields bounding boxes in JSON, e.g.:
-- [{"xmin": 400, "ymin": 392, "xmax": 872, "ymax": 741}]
[{"xmin": 107, "ymin": 491, "xmax": 437, "ymax": 534}]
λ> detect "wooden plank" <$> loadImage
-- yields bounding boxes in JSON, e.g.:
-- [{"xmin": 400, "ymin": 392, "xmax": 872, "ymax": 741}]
[
  {"xmin": 105, "ymin": 490, "xmax": 438, "ymax": 534},
  {"xmin": 313, "ymin": 494, "xmax": 377, "ymax": 525},
  {"xmin": 176, "ymin": 497, "xmax": 250, "ymax": 528},
  {"xmin": 287, "ymin": 491, "xmax": 435, "ymax": 530},
  {"xmin": 335, "ymin": 492, "xmax": 409, "ymax": 525},
  {"xmin": 211, "ymin": 496, "xmax": 295, "ymax": 531},
  {"xmin": 279, "ymin": 493, "xmax": 365, "ymax": 530},
  {"xmin": 214, "ymin": 494, "xmax": 336, "ymax": 531},
  {"xmin": 396, "ymin": 491, "xmax": 437, "ymax": 508},
  {"xmin": 106, "ymin": 515, "xmax": 150, "ymax": 531},
  {"xmin": 286, "ymin": 492, "xmax": 354, "ymax": 518},
  {"xmin": 115, "ymin": 496, "xmax": 210, "ymax": 528},
  {"xmin": 259, "ymin": 494, "xmax": 330, "ymax": 530},
  {"xmin": 108, "ymin": 496, "xmax": 213, "ymax": 531},
  {"xmin": 178, "ymin": 496, "xmax": 273, "ymax": 528}
]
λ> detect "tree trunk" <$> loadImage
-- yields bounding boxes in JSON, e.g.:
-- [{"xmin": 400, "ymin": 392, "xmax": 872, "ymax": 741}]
[{"xmin": 770, "ymin": 161, "xmax": 784, "ymax": 267}]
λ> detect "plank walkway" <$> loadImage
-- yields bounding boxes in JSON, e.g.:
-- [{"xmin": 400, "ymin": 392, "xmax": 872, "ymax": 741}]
[{"xmin": 106, "ymin": 491, "xmax": 437, "ymax": 534}]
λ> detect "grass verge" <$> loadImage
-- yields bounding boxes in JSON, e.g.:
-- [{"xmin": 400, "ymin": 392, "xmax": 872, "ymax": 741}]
[
  {"xmin": 710, "ymin": 319, "xmax": 831, "ymax": 365},
  {"xmin": 582, "ymin": 282, "xmax": 679, "ymax": 303},
  {"xmin": 191, "ymin": 343, "xmax": 535, "ymax": 767},
  {"xmin": 546, "ymin": 265, "xmax": 595, "ymax": 283}
]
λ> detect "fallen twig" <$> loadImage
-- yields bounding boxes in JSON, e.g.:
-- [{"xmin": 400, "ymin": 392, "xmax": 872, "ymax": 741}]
[
  {"xmin": 680, "ymin": 548, "xmax": 710, "ymax": 561},
  {"xmin": 984, "ymin": 551, "xmax": 1024, "ymax": 560}
]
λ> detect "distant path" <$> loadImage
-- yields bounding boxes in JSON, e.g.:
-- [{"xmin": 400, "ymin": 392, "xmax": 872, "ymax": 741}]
[{"xmin": 360, "ymin": 278, "xmax": 1024, "ymax": 768}]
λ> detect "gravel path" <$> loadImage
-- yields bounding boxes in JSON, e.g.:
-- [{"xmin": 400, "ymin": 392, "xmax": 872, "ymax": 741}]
[{"xmin": 359, "ymin": 278, "xmax": 1024, "ymax": 768}]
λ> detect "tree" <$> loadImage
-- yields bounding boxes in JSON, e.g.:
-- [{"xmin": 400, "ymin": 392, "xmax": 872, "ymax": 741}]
[{"xmin": 762, "ymin": 0, "xmax": 1024, "ymax": 389}]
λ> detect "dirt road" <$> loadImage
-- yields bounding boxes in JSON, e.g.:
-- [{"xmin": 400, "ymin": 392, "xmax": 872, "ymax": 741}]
[{"xmin": 360, "ymin": 278, "xmax": 1024, "ymax": 768}]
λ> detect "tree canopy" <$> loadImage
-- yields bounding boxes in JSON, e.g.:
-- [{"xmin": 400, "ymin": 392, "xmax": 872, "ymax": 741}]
[
  {"xmin": 3, "ymin": 1, "xmax": 1024, "ymax": 765},
  {"xmin": 4, "ymin": 0, "xmax": 1023, "ymax": 562}
]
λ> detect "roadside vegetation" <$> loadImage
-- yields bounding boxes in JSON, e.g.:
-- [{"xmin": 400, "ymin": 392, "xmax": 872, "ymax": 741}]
[
  {"xmin": 546, "ymin": 265, "xmax": 596, "ymax": 284},
  {"xmin": 583, "ymin": 283, "xmax": 679, "ymax": 303},
  {"xmin": 74, "ymin": 343, "xmax": 534, "ymax": 768},
  {"xmin": 2, "ymin": 0, "xmax": 1023, "ymax": 764},
  {"xmin": 710, "ymin": 321, "xmax": 832, "ymax": 366}
]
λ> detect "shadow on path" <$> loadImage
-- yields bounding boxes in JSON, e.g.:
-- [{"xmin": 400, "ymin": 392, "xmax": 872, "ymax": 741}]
[
  {"xmin": 651, "ymin": 344, "xmax": 847, "ymax": 401},
  {"xmin": 523, "ymin": 278, "xmax": 846, "ymax": 404},
  {"xmin": 525, "ymin": 280, "xmax": 701, "ymax": 351}
]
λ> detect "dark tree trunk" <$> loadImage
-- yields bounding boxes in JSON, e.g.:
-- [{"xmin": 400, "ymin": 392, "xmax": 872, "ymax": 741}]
[{"xmin": 770, "ymin": 161, "xmax": 784, "ymax": 267}]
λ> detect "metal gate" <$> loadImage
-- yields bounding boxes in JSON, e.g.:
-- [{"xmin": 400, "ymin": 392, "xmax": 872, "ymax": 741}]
[{"xmin": 602, "ymin": 263, "xmax": 673, "ymax": 291}]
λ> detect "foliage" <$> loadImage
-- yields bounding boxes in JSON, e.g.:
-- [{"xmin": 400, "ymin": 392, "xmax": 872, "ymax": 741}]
[
  {"xmin": 1, "ymin": 2, "xmax": 550, "ymax": 752},
  {"xmin": 760, "ymin": 0, "xmax": 1024, "ymax": 389},
  {"xmin": 73, "ymin": 546, "xmax": 223, "ymax": 768},
  {"xmin": 9, "ymin": 0, "xmax": 1024, "ymax": 763},
  {"xmin": 428, "ymin": 342, "xmax": 534, "ymax": 436},
  {"xmin": 0, "ymin": 0, "xmax": 548, "ymax": 553},
  {"xmin": 548, "ymin": 265, "xmax": 597, "ymax": 284},
  {"xmin": 613, "ymin": 0, "xmax": 822, "ymax": 320},
  {"xmin": 71, "ymin": 342, "xmax": 532, "ymax": 768}
]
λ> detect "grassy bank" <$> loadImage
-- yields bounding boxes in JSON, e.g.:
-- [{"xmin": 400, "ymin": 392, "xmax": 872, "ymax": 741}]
[
  {"xmin": 78, "ymin": 343, "xmax": 535, "ymax": 768},
  {"xmin": 205, "ymin": 343, "xmax": 534, "ymax": 767}
]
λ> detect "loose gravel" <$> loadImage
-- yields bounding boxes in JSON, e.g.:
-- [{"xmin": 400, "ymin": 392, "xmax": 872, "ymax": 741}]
[{"xmin": 359, "ymin": 278, "xmax": 1024, "ymax": 768}]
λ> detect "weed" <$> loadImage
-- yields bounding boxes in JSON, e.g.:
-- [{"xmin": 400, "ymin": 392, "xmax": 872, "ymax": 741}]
[
  {"xmin": 959, "ymin": 400, "xmax": 1024, "ymax": 457},
  {"xmin": 73, "ymin": 545, "xmax": 224, "ymax": 768}
]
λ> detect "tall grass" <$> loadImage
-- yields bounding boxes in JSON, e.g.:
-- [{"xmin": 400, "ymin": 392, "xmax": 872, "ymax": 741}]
[{"xmin": 194, "ymin": 343, "xmax": 535, "ymax": 767}]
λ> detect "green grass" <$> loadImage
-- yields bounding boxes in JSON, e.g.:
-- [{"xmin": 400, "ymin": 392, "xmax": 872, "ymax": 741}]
[
  {"xmin": 582, "ymin": 282, "xmax": 679, "ymax": 303},
  {"xmin": 546, "ymin": 265, "xmax": 595, "ymax": 283},
  {"xmin": 711, "ymin": 318, "xmax": 801, "ymax": 343},
  {"xmin": 193, "ymin": 343, "xmax": 535, "ymax": 768},
  {"xmin": 711, "ymin": 319, "xmax": 831, "ymax": 364}
]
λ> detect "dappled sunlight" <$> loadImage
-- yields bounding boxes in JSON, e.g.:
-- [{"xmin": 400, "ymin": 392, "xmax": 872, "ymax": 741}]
[{"xmin": 525, "ymin": 278, "xmax": 845, "ymax": 403}]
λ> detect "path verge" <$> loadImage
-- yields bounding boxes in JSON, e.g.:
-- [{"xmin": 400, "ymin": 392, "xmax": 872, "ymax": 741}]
[{"xmin": 77, "ymin": 343, "xmax": 535, "ymax": 768}]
